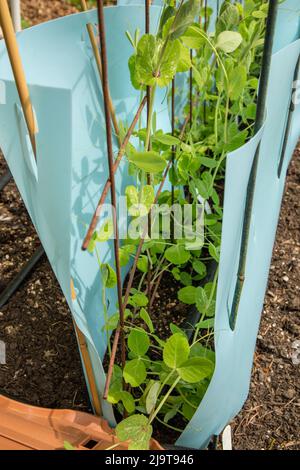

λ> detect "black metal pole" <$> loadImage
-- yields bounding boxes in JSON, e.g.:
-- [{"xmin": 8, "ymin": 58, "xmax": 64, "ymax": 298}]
[
  {"xmin": 229, "ymin": 0, "xmax": 279, "ymax": 330},
  {"xmin": 0, "ymin": 245, "xmax": 44, "ymax": 309},
  {"xmin": 0, "ymin": 170, "xmax": 12, "ymax": 192}
]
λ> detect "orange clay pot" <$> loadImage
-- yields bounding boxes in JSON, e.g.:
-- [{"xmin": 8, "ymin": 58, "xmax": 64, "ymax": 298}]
[{"xmin": 0, "ymin": 395, "xmax": 163, "ymax": 450}]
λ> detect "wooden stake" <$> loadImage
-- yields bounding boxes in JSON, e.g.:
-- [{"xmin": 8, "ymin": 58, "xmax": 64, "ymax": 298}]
[
  {"xmin": 80, "ymin": 0, "xmax": 121, "ymax": 146},
  {"xmin": 0, "ymin": 0, "xmax": 37, "ymax": 157},
  {"xmin": 70, "ymin": 280, "xmax": 102, "ymax": 416}
]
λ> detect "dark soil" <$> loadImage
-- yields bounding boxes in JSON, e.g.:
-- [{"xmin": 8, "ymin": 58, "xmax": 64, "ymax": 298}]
[{"xmin": 0, "ymin": 0, "xmax": 299, "ymax": 450}]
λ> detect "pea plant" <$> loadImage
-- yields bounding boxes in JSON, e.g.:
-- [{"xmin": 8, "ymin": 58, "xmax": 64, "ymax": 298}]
[{"xmin": 87, "ymin": 0, "xmax": 269, "ymax": 450}]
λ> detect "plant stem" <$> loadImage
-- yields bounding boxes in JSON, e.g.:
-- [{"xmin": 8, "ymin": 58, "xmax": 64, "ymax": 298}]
[
  {"xmin": 193, "ymin": 266, "xmax": 219, "ymax": 343},
  {"xmin": 149, "ymin": 375, "xmax": 181, "ymax": 425}
]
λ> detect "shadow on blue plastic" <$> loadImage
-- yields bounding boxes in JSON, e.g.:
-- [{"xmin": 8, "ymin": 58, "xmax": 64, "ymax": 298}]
[
  {"xmin": 15, "ymin": 104, "xmax": 38, "ymax": 181},
  {"xmin": 0, "ymin": 2, "xmax": 299, "ymax": 449}
]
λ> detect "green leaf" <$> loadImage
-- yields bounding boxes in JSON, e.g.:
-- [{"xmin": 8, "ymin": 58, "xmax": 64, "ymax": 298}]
[
  {"xmin": 128, "ymin": 329, "xmax": 150, "ymax": 356},
  {"xmin": 135, "ymin": 35, "xmax": 180, "ymax": 88},
  {"xmin": 196, "ymin": 171, "xmax": 213, "ymax": 199},
  {"xmin": 164, "ymin": 244, "xmax": 191, "ymax": 265},
  {"xmin": 137, "ymin": 255, "xmax": 149, "ymax": 273},
  {"xmin": 97, "ymin": 219, "xmax": 113, "ymax": 242},
  {"xmin": 124, "ymin": 359, "xmax": 147, "ymax": 387},
  {"xmin": 170, "ymin": 323, "xmax": 187, "ymax": 337},
  {"xmin": 208, "ymin": 243, "xmax": 220, "ymax": 262},
  {"xmin": 180, "ymin": 271, "xmax": 192, "ymax": 286},
  {"xmin": 129, "ymin": 292, "xmax": 149, "ymax": 307},
  {"xmin": 140, "ymin": 308, "xmax": 154, "ymax": 333},
  {"xmin": 216, "ymin": 31, "xmax": 243, "ymax": 53},
  {"xmin": 128, "ymin": 150, "xmax": 166, "ymax": 173},
  {"xmin": 164, "ymin": 405, "xmax": 181, "ymax": 424},
  {"xmin": 190, "ymin": 343, "xmax": 215, "ymax": 363},
  {"xmin": 194, "ymin": 318, "xmax": 215, "ymax": 330},
  {"xmin": 178, "ymin": 286, "xmax": 204, "ymax": 305},
  {"xmin": 141, "ymin": 185, "xmax": 155, "ymax": 212},
  {"xmin": 224, "ymin": 129, "xmax": 248, "ymax": 152},
  {"xmin": 199, "ymin": 156, "xmax": 218, "ymax": 169},
  {"xmin": 153, "ymin": 133, "xmax": 180, "ymax": 147},
  {"xmin": 177, "ymin": 357, "xmax": 214, "ymax": 383},
  {"xmin": 227, "ymin": 64, "xmax": 247, "ymax": 100},
  {"xmin": 87, "ymin": 232, "xmax": 97, "ymax": 253},
  {"xmin": 182, "ymin": 402, "xmax": 196, "ymax": 421},
  {"xmin": 192, "ymin": 260, "xmax": 207, "ymax": 279},
  {"xmin": 116, "ymin": 414, "xmax": 152, "ymax": 451},
  {"xmin": 172, "ymin": 267, "xmax": 181, "ymax": 281},
  {"xmin": 170, "ymin": 0, "xmax": 201, "ymax": 40},
  {"xmin": 177, "ymin": 43, "xmax": 192, "ymax": 73},
  {"xmin": 101, "ymin": 263, "xmax": 117, "ymax": 288},
  {"xmin": 119, "ymin": 391, "xmax": 136, "ymax": 414},
  {"xmin": 108, "ymin": 389, "xmax": 135, "ymax": 414},
  {"xmin": 126, "ymin": 185, "xmax": 139, "ymax": 210},
  {"xmin": 146, "ymin": 381, "xmax": 160, "ymax": 414},
  {"xmin": 181, "ymin": 24, "xmax": 205, "ymax": 49},
  {"xmin": 216, "ymin": 2, "xmax": 240, "ymax": 33},
  {"xmin": 128, "ymin": 54, "xmax": 143, "ymax": 90},
  {"xmin": 163, "ymin": 333, "xmax": 190, "ymax": 369},
  {"xmin": 119, "ymin": 248, "xmax": 130, "ymax": 267}
]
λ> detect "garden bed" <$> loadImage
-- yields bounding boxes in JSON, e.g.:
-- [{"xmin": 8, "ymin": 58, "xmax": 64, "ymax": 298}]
[{"xmin": 0, "ymin": 0, "xmax": 299, "ymax": 450}]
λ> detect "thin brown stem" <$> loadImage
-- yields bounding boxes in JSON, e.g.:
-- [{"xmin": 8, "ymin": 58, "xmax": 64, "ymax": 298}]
[
  {"xmin": 171, "ymin": 78, "xmax": 175, "ymax": 241},
  {"xmin": 145, "ymin": 0, "xmax": 152, "ymax": 315},
  {"xmin": 82, "ymin": 96, "xmax": 147, "ymax": 250},
  {"xmin": 150, "ymin": 271, "xmax": 163, "ymax": 309}
]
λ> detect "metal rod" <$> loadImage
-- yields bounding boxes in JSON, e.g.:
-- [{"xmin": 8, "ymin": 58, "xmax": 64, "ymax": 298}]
[
  {"xmin": 0, "ymin": 171, "xmax": 12, "ymax": 192},
  {"xmin": 82, "ymin": 96, "xmax": 147, "ymax": 250},
  {"xmin": 80, "ymin": 0, "xmax": 121, "ymax": 146},
  {"xmin": 0, "ymin": 245, "xmax": 44, "ymax": 309},
  {"xmin": 0, "ymin": 0, "xmax": 37, "ymax": 157},
  {"xmin": 96, "ymin": 0, "xmax": 126, "ymax": 370},
  {"xmin": 277, "ymin": 54, "xmax": 300, "ymax": 178},
  {"xmin": 229, "ymin": 0, "xmax": 279, "ymax": 330}
]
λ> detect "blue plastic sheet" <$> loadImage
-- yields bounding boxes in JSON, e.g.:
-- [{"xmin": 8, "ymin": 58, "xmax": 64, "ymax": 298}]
[{"xmin": 0, "ymin": 1, "xmax": 299, "ymax": 448}]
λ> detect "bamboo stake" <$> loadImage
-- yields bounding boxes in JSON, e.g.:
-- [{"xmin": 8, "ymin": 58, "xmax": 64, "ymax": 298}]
[
  {"xmin": 70, "ymin": 281, "xmax": 102, "ymax": 416},
  {"xmin": 75, "ymin": 324, "xmax": 102, "ymax": 416},
  {"xmin": 81, "ymin": 96, "xmax": 147, "ymax": 250},
  {"xmin": 0, "ymin": 0, "xmax": 37, "ymax": 157},
  {"xmin": 229, "ymin": 0, "xmax": 279, "ymax": 330},
  {"xmin": 80, "ymin": 0, "xmax": 121, "ymax": 146},
  {"xmin": 96, "ymin": 0, "xmax": 126, "ymax": 371}
]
